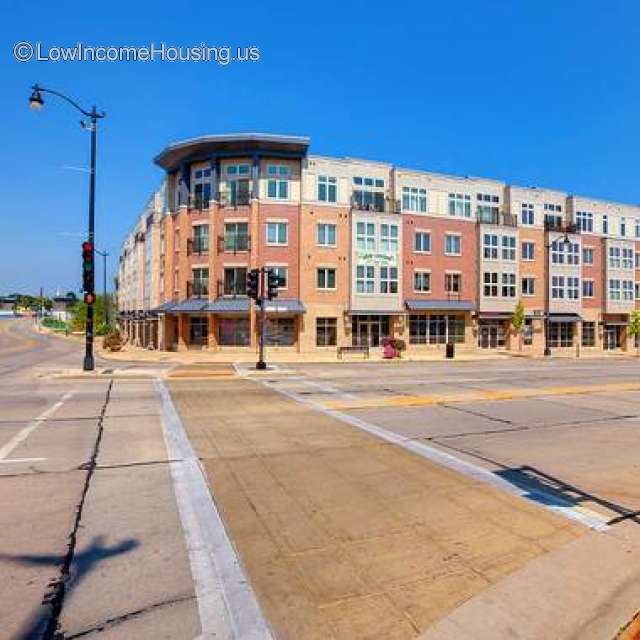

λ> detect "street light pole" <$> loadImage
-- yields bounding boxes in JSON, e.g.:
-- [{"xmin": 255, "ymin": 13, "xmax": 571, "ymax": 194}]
[
  {"xmin": 544, "ymin": 229, "xmax": 572, "ymax": 357},
  {"xmin": 28, "ymin": 84, "xmax": 106, "ymax": 371},
  {"xmin": 96, "ymin": 249, "xmax": 109, "ymax": 328}
]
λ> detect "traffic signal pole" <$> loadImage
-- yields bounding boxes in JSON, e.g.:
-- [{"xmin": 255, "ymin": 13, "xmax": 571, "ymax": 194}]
[
  {"xmin": 83, "ymin": 109, "xmax": 98, "ymax": 371},
  {"xmin": 256, "ymin": 270, "xmax": 267, "ymax": 370}
]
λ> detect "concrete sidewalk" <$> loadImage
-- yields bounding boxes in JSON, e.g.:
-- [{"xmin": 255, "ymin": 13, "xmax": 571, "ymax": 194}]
[{"xmin": 169, "ymin": 377, "xmax": 587, "ymax": 640}]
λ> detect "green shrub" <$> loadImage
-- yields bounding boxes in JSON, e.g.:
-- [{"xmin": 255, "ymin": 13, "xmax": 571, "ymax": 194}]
[{"xmin": 103, "ymin": 328, "xmax": 124, "ymax": 352}]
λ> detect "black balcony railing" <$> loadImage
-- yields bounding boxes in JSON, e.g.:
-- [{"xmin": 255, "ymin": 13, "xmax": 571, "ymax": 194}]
[
  {"xmin": 351, "ymin": 192, "xmax": 389, "ymax": 213},
  {"xmin": 187, "ymin": 280, "xmax": 209, "ymax": 299},
  {"xmin": 187, "ymin": 238, "xmax": 210, "ymax": 256},
  {"xmin": 217, "ymin": 279, "xmax": 248, "ymax": 298},
  {"xmin": 189, "ymin": 195, "xmax": 211, "ymax": 211},
  {"xmin": 217, "ymin": 190, "xmax": 251, "ymax": 207},
  {"xmin": 544, "ymin": 220, "xmax": 578, "ymax": 234},
  {"xmin": 476, "ymin": 210, "xmax": 518, "ymax": 227},
  {"xmin": 218, "ymin": 235, "xmax": 251, "ymax": 254}
]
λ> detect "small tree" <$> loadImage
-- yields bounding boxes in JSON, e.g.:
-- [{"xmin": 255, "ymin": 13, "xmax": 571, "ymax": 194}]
[
  {"xmin": 629, "ymin": 310, "xmax": 640, "ymax": 357},
  {"xmin": 511, "ymin": 300, "xmax": 526, "ymax": 351}
]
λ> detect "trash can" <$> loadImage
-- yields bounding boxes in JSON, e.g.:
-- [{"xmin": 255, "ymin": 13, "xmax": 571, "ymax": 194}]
[{"xmin": 446, "ymin": 341, "xmax": 455, "ymax": 359}]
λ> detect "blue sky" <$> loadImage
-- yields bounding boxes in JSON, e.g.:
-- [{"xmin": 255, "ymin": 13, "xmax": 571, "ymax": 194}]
[{"xmin": 2, "ymin": 0, "xmax": 639, "ymax": 294}]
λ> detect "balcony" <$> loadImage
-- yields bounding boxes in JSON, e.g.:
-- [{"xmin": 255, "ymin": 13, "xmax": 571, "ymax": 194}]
[
  {"xmin": 188, "ymin": 195, "xmax": 211, "ymax": 211},
  {"xmin": 187, "ymin": 238, "xmax": 210, "ymax": 256},
  {"xmin": 186, "ymin": 280, "xmax": 209, "ymax": 299},
  {"xmin": 217, "ymin": 235, "xmax": 251, "ymax": 254},
  {"xmin": 217, "ymin": 190, "xmax": 251, "ymax": 208},
  {"xmin": 350, "ymin": 193, "xmax": 398, "ymax": 214},
  {"xmin": 476, "ymin": 210, "xmax": 518, "ymax": 227},
  {"xmin": 544, "ymin": 219, "xmax": 578, "ymax": 234}
]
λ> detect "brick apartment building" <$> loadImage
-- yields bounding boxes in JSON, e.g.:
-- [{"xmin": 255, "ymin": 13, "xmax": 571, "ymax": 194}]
[{"xmin": 117, "ymin": 133, "xmax": 640, "ymax": 356}]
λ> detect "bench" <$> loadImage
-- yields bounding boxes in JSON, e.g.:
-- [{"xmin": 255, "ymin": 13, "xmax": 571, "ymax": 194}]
[{"xmin": 337, "ymin": 345, "xmax": 370, "ymax": 359}]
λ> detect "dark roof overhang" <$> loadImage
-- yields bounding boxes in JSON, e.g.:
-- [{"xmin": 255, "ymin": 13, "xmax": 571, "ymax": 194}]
[{"xmin": 154, "ymin": 133, "xmax": 310, "ymax": 172}]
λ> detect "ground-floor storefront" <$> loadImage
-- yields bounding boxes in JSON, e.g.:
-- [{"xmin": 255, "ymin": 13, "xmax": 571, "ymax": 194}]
[{"xmin": 118, "ymin": 303, "xmax": 639, "ymax": 357}]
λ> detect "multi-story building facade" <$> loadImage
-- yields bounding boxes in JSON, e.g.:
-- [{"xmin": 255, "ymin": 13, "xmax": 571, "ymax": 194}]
[{"xmin": 117, "ymin": 133, "xmax": 640, "ymax": 356}]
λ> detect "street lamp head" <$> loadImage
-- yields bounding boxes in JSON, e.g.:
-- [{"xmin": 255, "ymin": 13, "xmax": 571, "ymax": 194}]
[
  {"xmin": 562, "ymin": 232, "xmax": 572, "ymax": 246},
  {"xmin": 29, "ymin": 85, "xmax": 44, "ymax": 111}
]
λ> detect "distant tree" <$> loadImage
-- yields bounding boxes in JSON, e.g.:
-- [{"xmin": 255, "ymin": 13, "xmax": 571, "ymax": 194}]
[
  {"xmin": 629, "ymin": 310, "xmax": 640, "ymax": 357},
  {"xmin": 511, "ymin": 300, "xmax": 526, "ymax": 351},
  {"xmin": 69, "ymin": 294, "xmax": 110, "ymax": 335}
]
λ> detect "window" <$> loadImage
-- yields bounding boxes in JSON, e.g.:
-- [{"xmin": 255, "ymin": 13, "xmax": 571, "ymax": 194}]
[
  {"xmin": 622, "ymin": 248, "xmax": 634, "ymax": 270},
  {"xmin": 445, "ymin": 234, "xmax": 461, "ymax": 255},
  {"xmin": 544, "ymin": 203, "xmax": 562, "ymax": 213},
  {"xmin": 266, "ymin": 317, "xmax": 295, "ymax": 346},
  {"xmin": 414, "ymin": 231, "xmax": 431, "ymax": 253},
  {"xmin": 583, "ymin": 247, "xmax": 594, "ymax": 265},
  {"xmin": 445, "ymin": 273, "xmax": 461, "ymax": 294},
  {"xmin": 380, "ymin": 224, "xmax": 399, "ymax": 253},
  {"xmin": 225, "ymin": 164, "xmax": 250, "ymax": 206},
  {"xmin": 567, "ymin": 276, "xmax": 580, "ymax": 299},
  {"xmin": 521, "ymin": 203, "xmax": 534, "ymax": 226},
  {"xmin": 316, "ymin": 318, "xmax": 337, "ymax": 346},
  {"xmin": 522, "ymin": 242, "xmax": 535, "ymax": 260},
  {"xmin": 192, "ymin": 267, "xmax": 209, "ymax": 297},
  {"xmin": 193, "ymin": 224, "xmax": 209, "ymax": 254},
  {"xmin": 609, "ymin": 246, "xmax": 621, "ymax": 268},
  {"xmin": 582, "ymin": 280, "xmax": 594, "ymax": 298},
  {"xmin": 636, "ymin": 283, "xmax": 640, "ymax": 300},
  {"xmin": 267, "ymin": 165, "xmax": 289, "ymax": 200},
  {"xmin": 317, "ymin": 267, "xmax": 336, "ymax": 290},
  {"xmin": 636, "ymin": 253, "xmax": 640, "ymax": 269},
  {"xmin": 602, "ymin": 215, "xmax": 609, "ymax": 235},
  {"xmin": 522, "ymin": 277, "xmax": 535, "ymax": 296},
  {"xmin": 477, "ymin": 193, "xmax": 500, "ymax": 204},
  {"xmin": 402, "ymin": 186, "xmax": 427, "ymax": 212},
  {"xmin": 409, "ymin": 315, "xmax": 465, "ymax": 344},
  {"xmin": 483, "ymin": 234, "xmax": 498, "ymax": 259},
  {"xmin": 219, "ymin": 318, "xmax": 250, "ymax": 346},
  {"xmin": 502, "ymin": 273, "xmax": 516, "ymax": 297},
  {"xmin": 576, "ymin": 211, "xmax": 593, "ymax": 233},
  {"xmin": 266, "ymin": 222, "xmax": 288, "ymax": 245},
  {"xmin": 356, "ymin": 265, "xmax": 375, "ymax": 293},
  {"xmin": 317, "ymin": 223, "xmax": 336, "ymax": 247},
  {"xmin": 582, "ymin": 322, "xmax": 595, "ymax": 347},
  {"xmin": 414, "ymin": 271, "xmax": 431, "ymax": 293},
  {"xmin": 448, "ymin": 193, "xmax": 472, "ymax": 218},
  {"xmin": 621, "ymin": 218, "xmax": 627, "ymax": 237},
  {"xmin": 483, "ymin": 272, "xmax": 498, "ymax": 297},
  {"xmin": 636, "ymin": 218, "xmax": 640, "ymax": 238},
  {"xmin": 189, "ymin": 317, "xmax": 208, "ymax": 345},
  {"xmin": 550, "ymin": 322, "xmax": 574, "ymax": 347},
  {"xmin": 352, "ymin": 176, "xmax": 385, "ymax": 212},
  {"xmin": 552, "ymin": 276, "xmax": 565, "ymax": 299},
  {"xmin": 192, "ymin": 167, "xmax": 212, "ymax": 208},
  {"xmin": 223, "ymin": 267, "xmax": 247, "ymax": 296},
  {"xmin": 224, "ymin": 222, "xmax": 249, "ymax": 251},
  {"xmin": 380, "ymin": 266, "xmax": 398, "ymax": 293},
  {"xmin": 502, "ymin": 236, "xmax": 516, "ymax": 261},
  {"xmin": 317, "ymin": 175, "xmax": 337, "ymax": 203},
  {"xmin": 356, "ymin": 222, "xmax": 376, "ymax": 251},
  {"xmin": 623, "ymin": 280, "xmax": 634, "ymax": 300},
  {"xmin": 609, "ymin": 279, "xmax": 621, "ymax": 300},
  {"xmin": 523, "ymin": 318, "xmax": 533, "ymax": 346},
  {"xmin": 552, "ymin": 241, "xmax": 580, "ymax": 265},
  {"xmin": 270, "ymin": 266, "xmax": 288, "ymax": 289}
]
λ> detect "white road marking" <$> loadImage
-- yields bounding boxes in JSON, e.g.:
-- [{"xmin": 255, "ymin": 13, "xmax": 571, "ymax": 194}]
[
  {"xmin": 154, "ymin": 378, "xmax": 274, "ymax": 640},
  {"xmin": 0, "ymin": 391, "xmax": 73, "ymax": 461},
  {"xmin": 261, "ymin": 377, "xmax": 610, "ymax": 533},
  {"xmin": 0, "ymin": 457, "xmax": 47, "ymax": 464}
]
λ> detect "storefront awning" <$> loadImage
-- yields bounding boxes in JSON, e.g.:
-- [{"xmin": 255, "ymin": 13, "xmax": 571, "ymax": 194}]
[
  {"xmin": 171, "ymin": 298, "xmax": 209, "ymax": 313},
  {"xmin": 262, "ymin": 299, "xmax": 306, "ymax": 314},
  {"xmin": 601, "ymin": 321, "xmax": 628, "ymax": 327},
  {"xmin": 405, "ymin": 299, "xmax": 475, "ymax": 312},
  {"xmin": 348, "ymin": 310, "xmax": 404, "ymax": 316},
  {"xmin": 205, "ymin": 298, "xmax": 250, "ymax": 314},
  {"xmin": 549, "ymin": 313, "xmax": 582, "ymax": 323}
]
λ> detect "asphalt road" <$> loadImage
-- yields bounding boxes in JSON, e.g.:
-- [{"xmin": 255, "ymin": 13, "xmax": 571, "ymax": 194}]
[{"xmin": 0, "ymin": 320, "xmax": 198, "ymax": 639}]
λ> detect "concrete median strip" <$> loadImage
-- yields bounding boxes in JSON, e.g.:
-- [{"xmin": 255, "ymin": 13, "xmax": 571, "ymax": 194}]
[{"xmin": 154, "ymin": 378, "xmax": 274, "ymax": 640}]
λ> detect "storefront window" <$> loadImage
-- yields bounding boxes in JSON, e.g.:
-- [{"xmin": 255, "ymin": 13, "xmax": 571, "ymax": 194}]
[
  {"xmin": 409, "ymin": 315, "xmax": 465, "ymax": 345},
  {"xmin": 267, "ymin": 317, "xmax": 295, "ymax": 346},
  {"xmin": 582, "ymin": 322, "xmax": 595, "ymax": 347},
  {"xmin": 316, "ymin": 318, "xmax": 337, "ymax": 346},
  {"xmin": 189, "ymin": 317, "xmax": 208, "ymax": 346},
  {"xmin": 523, "ymin": 318, "xmax": 533, "ymax": 346},
  {"xmin": 549, "ymin": 322, "xmax": 574, "ymax": 347},
  {"xmin": 219, "ymin": 318, "xmax": 250, "ymax": 346}
]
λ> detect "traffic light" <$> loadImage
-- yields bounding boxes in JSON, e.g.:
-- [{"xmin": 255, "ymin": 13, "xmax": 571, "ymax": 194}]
[
  {"xmin": 82, "ymin": 241, "xmax": 94, "ymax": 298},
  {"xmin": 266, "ymin": 268, "xmax": 279, "ymax": 300},
  {"xmin": 246, "ymin": 268, "xmax": 260, "ymax": 300},
  {"xmin": 84, "ymin": 292, "xmax": 96, "ymax": 304}
]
